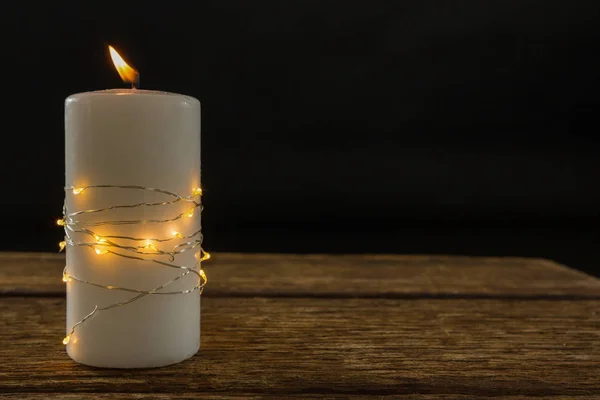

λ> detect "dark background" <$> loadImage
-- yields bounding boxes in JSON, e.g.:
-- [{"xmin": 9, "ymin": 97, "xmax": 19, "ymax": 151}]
[{"xmin": 2, "ymin": 1, "xmax": 599, "ymax": 275}]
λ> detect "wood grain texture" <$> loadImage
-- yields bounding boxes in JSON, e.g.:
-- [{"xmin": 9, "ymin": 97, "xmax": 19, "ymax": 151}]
[
  {"xmin": 1, "ymin": 252, "xmax": 599, "ymax": 297},
  {"xmin": 2, "ymin": 396, "xmax": 600, "ymax": 400},
  {"xmin": 1, "ymin": 252, "xmax": 599, "ymax": 398},
  {"xmin": 1, "ymin": 297, "xmax": 599, "ymax": 397}
]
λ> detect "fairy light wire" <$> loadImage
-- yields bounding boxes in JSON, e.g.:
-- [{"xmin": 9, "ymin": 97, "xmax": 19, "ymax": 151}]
[{"xmin": 59, "ymin": 185, "xmax": 209, "ymax": 345}]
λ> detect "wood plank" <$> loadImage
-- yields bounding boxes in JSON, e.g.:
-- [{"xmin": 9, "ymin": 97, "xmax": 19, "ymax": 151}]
[
  {"xmin": 0, "ymin": 297, "xmax": 598, "ymax": 397},
  {"xmin": 2, "ymin": 396, "xmax": 600, "ymax": 400},
  {"xmin": 0, "ymin": 252, "xmax": 599, "ymax": 297}
]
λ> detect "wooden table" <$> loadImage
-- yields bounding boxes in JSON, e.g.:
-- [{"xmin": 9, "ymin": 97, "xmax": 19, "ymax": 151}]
[{"xmin": 1, "ymin": 252, "xmax": 599, "ymax": 399}]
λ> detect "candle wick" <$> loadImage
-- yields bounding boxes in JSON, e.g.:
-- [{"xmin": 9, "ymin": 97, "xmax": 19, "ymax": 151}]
[{"xmin": 132, "ymin": 73, "xmax": 140, "ymax": 90}]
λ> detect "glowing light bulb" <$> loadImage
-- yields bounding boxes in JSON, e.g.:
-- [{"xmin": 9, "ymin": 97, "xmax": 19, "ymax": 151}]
[
  {"xmin": 72, "ymin": 187, "xmax": 84, "ymax": 195},
  {"xmin": 63, "ymin": 335, "xmax": 71, "ymax": 345},
  {"xmin": 144, "ymin": 242, "xmax": 158, "ymax": 251},
  {"xmin": 94, "ymin": 235, "xmax": 107, "ymax": 243},
  {"xmin": 193, "ymin": 187, "xmax": 203, "ymax": 196},
  {"xmin": 58, "ymin": 241, "xmax": 66, "ymax": 252},
  {"xmin": 95, "ymin": 248, "xmax": 108, "ymax": 255},
  {"xmin": 171, "ymin": 231, "xmax": 183, "ymax": 239},
  {"xmin": 186, "ymin": 208, "xmax": 195, "ymax": 218},
  {"xmin": 56, "ymin": 219, "xmax": 65, "ymax": 226},
  {"xmin": 201, "ymin": 251, "xmax": 211, "ymax": 261},
  {"xmin": 62, "ymin": 273, "xmax": 69, "ymax": 283}
]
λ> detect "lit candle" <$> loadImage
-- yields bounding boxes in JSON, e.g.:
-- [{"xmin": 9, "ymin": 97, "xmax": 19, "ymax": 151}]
[{"xmin": 62, "ymin": 46, "xmax": 203, "ymax": 368}]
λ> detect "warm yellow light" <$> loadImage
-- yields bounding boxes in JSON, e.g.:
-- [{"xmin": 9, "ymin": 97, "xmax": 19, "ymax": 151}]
[
  {"xmin": 59, "ymin": 241, "xmax": 66, "ymax": 252},
  {"xmin": 62, "ymin": 273, "xmax": 69, "ymax": 283},
  {"xmin": 171, "ymin": 231, "xmax": 184, "ymax": 239},
  {"xmin": 200, "ymin": 269, "xmax": 207, "ymax": 282},
  {"xmin": 186, "ymin": 208, "xmax": 195, "ymax": 218},
  {"xmin": 94, "ymin": 235, "xmax": 107, "ymax": 243},
  {"xmin": 144, "ymin": 242, "xmax": 158, "ymax": 251},
  {"xmin": 56, "ymin": 219, "xmax": 65, "ymax": 226},
  {"xmin": 63, "ymin": 335, "xmax": 71, "ymax": 345},
  {"xmin": 95, "ymin": 248, "xmax": 108, "ymax": 255},
  {"xmin": 193, "ymin": 187, "xmax": 203, "ymax": 196},
  {"xmin": 201, "ymin": 251, "xmax": 211, "ymax": 261},
  {"xmin": 72, "ymin": 187, "xmax": 84, "ymax": 195},
  {"xmin": 109, "ymin": 45, "xmax": 138, "ymax": 85}
]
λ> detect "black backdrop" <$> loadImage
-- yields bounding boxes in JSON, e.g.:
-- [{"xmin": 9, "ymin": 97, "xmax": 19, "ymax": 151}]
[{"xmin": 2, "ymin": 1, "xmax": 599, "ymax": 275}]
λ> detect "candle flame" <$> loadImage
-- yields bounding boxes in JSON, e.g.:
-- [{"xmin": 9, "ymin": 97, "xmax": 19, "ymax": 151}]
[{"xmin": 109, "ymin": 45, "xmax": 138, "ymax": 86}]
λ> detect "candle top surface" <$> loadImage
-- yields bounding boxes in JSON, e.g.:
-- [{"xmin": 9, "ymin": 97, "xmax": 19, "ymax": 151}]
[{"xmin": 66, "ymin": 89, "xmax": 199, "ymax": 106}]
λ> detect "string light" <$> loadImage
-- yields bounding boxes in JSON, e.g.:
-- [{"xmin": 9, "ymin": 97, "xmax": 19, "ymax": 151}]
[
  {"xmin": 200, "ymin": 250, "xmax": 211, "ymax": 261},
  {"xmin": 59, "ymin": 185, "xmax": 209, "ymax": 345},
  {"xmin": 58, "ymin": 241, "xmax": 66, "ymax": 252},
  {"xmin": 63, "ymin": 226, "xmax": 202, "ymax": 262},
  {"xmin": 141, "ymin": 242, "xmax": 159, "ymax": 254},
  {"xmin": 194, "ymin": 249, "xmax": 211, "ymax": 262},
  {"xmin": 94, "ymin": 247, "xmax": 108, "ymax": 255}
]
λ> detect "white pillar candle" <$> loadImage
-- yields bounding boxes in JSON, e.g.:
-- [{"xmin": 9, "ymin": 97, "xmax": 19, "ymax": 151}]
[{"xmin": 63, "ymin": 89, "xmax": 202, "ymax": 368}]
